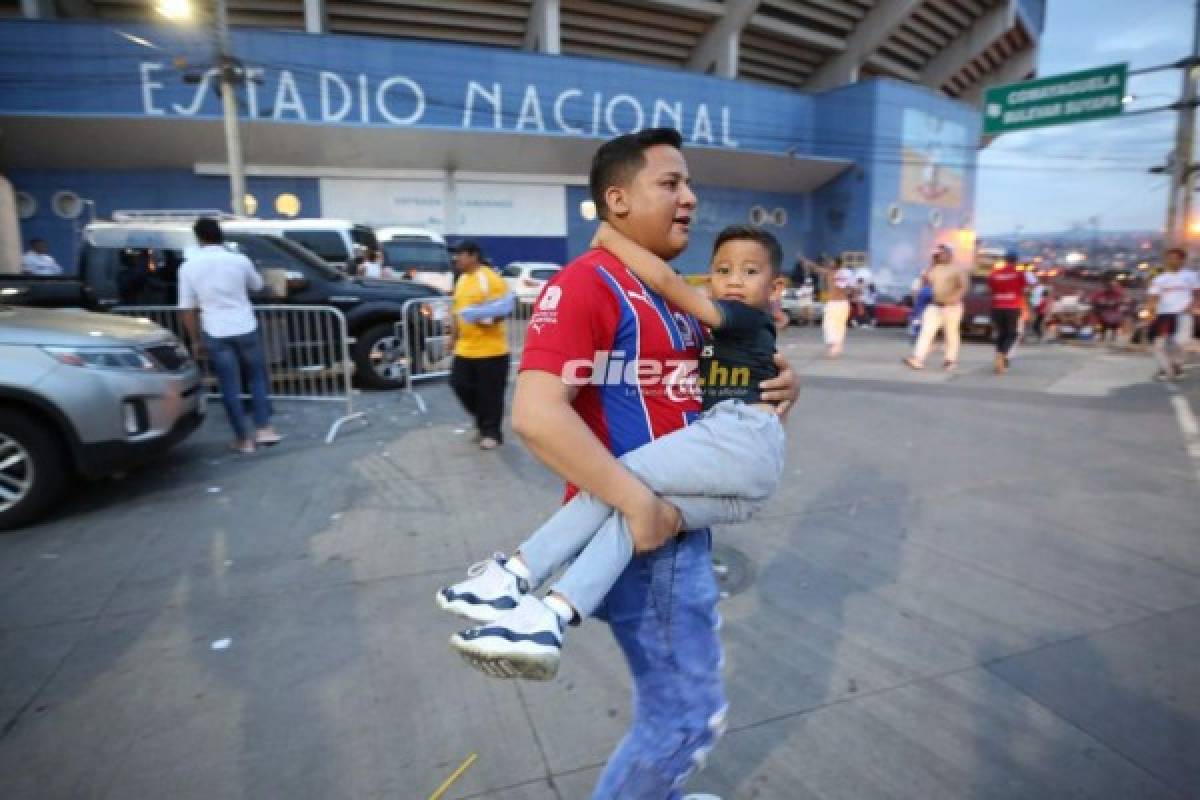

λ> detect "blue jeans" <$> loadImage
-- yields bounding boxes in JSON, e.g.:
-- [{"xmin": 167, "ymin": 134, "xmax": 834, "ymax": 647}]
[
  {"xmin": 592, "ymin": 530, "xmax": 728, "ymax": 799},
  {"xmin": 204, "ymin": 330, "xmax": 271, "ymax": 440}
]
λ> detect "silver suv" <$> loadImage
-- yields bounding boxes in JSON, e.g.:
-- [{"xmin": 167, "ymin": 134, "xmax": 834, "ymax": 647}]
[{"xmin": 0, "ymin": 305, "xmax": 205, "ymax": 530}]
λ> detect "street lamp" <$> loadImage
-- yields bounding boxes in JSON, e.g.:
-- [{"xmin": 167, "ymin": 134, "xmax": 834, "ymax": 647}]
[{"xmin": 156, "ymin": 0, "xmax": 247, "ymax": 216}]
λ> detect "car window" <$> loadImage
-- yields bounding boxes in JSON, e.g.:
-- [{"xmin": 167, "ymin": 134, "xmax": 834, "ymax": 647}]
[
  {"xmin": 531, "ymin": 269, "xmax": 559, "ymax": 281},
  {"xmin": 266, "ymin": 236, "xmax": 344, "ymax": 280},
  {"xmin": 382, "ymin": 241, "xmax": 452, "ymax": 271},
  {"xmin": 284, "ymin": 231, "xmax": 348, "ymax": 263},
  {"xmin": 90, "ymin": 247, "xmax": 184, "ymax": 305},
  {"xmin": 500, "ymin": 266, "xmax": 521, "ymax": 278},
  {"xmin": 351, "ymin": 225, "xmax": 378, "ymax": 249}
]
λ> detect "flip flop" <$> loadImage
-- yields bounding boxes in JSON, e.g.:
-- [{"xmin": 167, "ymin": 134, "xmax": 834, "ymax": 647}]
[
  {"xmin": 255, "ymin": 432, "xmax": 284, "ymax": 446},
  {"xmin": 230, "ymin": 441, "xmax": 256, "ymax": 455},
  {"xmin": 903, "ymin": 357, "xmax": 924, "ymax": 370}
]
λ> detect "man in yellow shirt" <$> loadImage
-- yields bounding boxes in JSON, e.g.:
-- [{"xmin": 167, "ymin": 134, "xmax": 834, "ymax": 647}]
[{"xmin": 449, "ymin": 241, "xmax": 514, "ymax": 450}]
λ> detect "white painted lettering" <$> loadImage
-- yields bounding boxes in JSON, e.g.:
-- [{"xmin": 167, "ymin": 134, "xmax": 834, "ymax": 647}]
[
  {"xmin": 463, "ymin": 81, "xmax": 502, "ymax": 129},
  {"xmin": 273, "ymin": 70, "xmax": 307, "ymax": 120},
  {"xmin": 320, "ymin": 71, "xmax": 352, "ymax": 121},
  {"xmin": 590, "ymin": 92, "xmax": 602, "ymax": 135},
  {"xmin": 652, "ymin": 99, "xmax": 682, "ymax": 131},
  {"xmin": 377, "ymin": 75, "xmax": 424, "ymax": 125},
  {"xmin": 516, "ymin": 84, "xmax": 546, "ymax": 132},
  {"xmin": 172, "ymin": 68, "xmax": 218, "ymax": 116},
  {"xmin": 244, "ymin": 67, "xmax": 264, "ymax": 118},
  {"xmin": 139, "ymin": 62, "xmax": 165, "ymax": 116},
  {"xmin": 358, "ymin": 74, "xmax": 370, "ymax": 123},
  {"xmin": 553, "ymin": 88, "xmax": 583, "ymax": 134},
  {"xmin": 691, "ymin": 103, "xmax": 713, "ymax": 144},
  {"xmin": 604, "ymin": 94, "xmax": 644, "ymax": 135},
  {"xmin": 720, "ymin": 106, "xmax": 738, "ymax": 148}
]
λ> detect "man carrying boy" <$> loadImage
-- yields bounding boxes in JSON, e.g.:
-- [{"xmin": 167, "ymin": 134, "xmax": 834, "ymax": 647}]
[{"xmin": 461, "ymin": 129, "xmax": 797, "ymax": 798}]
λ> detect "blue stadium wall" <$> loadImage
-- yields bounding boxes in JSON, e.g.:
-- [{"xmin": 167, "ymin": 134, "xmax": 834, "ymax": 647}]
[{"xmin": 2, "ymin": 19, "xmax": 979, "ymax": 288}]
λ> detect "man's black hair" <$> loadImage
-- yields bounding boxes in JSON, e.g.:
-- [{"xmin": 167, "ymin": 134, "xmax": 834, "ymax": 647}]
[
  {"xmin": 589, "ymin": 127, "xmax": 684, "ymax": 219},
  {"xmin": 193, "ymin": 217, "xmax": 224, "ymax": 244},
  {"xmin": 712, "ymin": 225, "xmax": 783, "ymax": 276},
  {"xmin": 452, "ymin": 240, "xmax": 482, "ymax": 257},
  {"xmin": 1166, "ymin": 246, "xmax": 1187, "ymax": 259},
  {"xmin": 28, "ymin": 237, "xmax": 45, "ymax": 247}
]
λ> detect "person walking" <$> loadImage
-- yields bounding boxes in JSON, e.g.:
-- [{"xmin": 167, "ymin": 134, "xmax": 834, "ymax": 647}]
[
  {"xmin": 988, "ymin": 249, "xmax": 1026, "ymax": 375},
  {"xmin": 178, "ymin": 217, "xmax": 281, "ymax": 454},
  {"xmin": 449, "ymin": 240, "xmax": 514, "ymax": 450},
  {"xmin": 21, "ymin": 238, "xmax": 63, "ymax": 275},
  {"xmin": 1147, "ymin": 246, "xmax": 1199, "ymax": 381},
  {"xmin": 904, "ymin": 244, "xmax": 966, "ymax": 371},
  {"xmin": 817, "ymin": 256, "xmax": 853, "ymax": 357},
  {"xmin": 485, "ymin": 128, "xmax": 796, "ymax": 798}
]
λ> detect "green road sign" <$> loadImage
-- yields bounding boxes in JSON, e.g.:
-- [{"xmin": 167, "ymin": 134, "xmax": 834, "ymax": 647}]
[{"xmin": 983, "ymin": 63, "xmax": 1128, "ymax": 135}]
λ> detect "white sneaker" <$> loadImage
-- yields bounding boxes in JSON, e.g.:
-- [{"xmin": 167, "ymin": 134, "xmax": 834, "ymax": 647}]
[
  {"xmin": 450, "ymin": 594, "xmax": 564, "ymax": 681},
  {"xmin": 437, "ymin": 554, "xmax": 529, "ymax": 623}
]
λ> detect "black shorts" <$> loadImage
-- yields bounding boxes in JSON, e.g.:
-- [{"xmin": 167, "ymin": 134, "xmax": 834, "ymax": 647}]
[{"xmin": 1149, "ymin": 314, "xmax": 1179, "ymax": 341}]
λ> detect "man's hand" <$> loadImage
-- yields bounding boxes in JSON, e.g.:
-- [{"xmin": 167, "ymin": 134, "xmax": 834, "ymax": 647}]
[
  {"xmin": 190, "ymin": 339, "xmax": 207, "ymax": 360},
  {"xmin": 760, "ymin": 353, "xmax": 799, "ymax": 419},
  {"xmin": 625, "ymin": 495, "xmax": 682, "ymax": 554}
]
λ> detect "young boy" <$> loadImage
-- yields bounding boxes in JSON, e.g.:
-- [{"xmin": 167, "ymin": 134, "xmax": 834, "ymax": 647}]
[{"xmin": 437, "ymin": 223, "xmax": 789, "ymax": 680}]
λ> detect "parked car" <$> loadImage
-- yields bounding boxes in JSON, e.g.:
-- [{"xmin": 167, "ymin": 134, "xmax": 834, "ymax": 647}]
[
  {"xmin": 871, "ymin": 293, "xmax": 911, "ymax": 327},
  {"xmin": 502, "ymin": 262, "xmax": 561, "ymax": 308},
  {"xmin": 221, "ymin": 217, "xmax": 377, "ymax": 271},
  {"xmin": 0, "ymin": 305, "xmax": 205, "ymax": 530},
  {"xmin": 376, "ymin": 227, "xmax": 455, "ymax": 292},
  {"xmin": 962, "ymin": 275, "xmax": 993, "ymax": 338},
  {"xmin": 0, "ymin": 215, "xmax": 448, "ymax": 389},
  {"xmin": 781, "ymin": 284, "xmax": 823, "ymax": 325}
]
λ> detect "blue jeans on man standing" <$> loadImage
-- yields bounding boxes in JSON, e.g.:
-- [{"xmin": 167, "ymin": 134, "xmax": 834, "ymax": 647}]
[
  {"xmin": 592, "ymin": 529, "xmax": 728, "ymax": 800},
  {"xmin": 204, "ymin": 330, "xmax": 272, "ymax": 440}
]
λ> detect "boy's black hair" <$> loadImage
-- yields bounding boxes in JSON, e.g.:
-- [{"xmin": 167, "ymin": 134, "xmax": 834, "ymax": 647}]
[
  {"xmin": 712, "ymin": 225, "xmax": 783, "ymax": 276},
  {"xmin": 1166, "ymin": 246, "xmax": 1187, "ymax": 259},
  {"xmin": 193, "ymin": 217, "xmax": 224, "ymax": 245},
  {"xmin": 589, "ymin": 128, "xmax": 684, "ymax": 219}
]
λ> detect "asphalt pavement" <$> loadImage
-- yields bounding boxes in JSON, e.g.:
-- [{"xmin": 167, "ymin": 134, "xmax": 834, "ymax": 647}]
[{"xmin": 1, "ymin": 327, "xmax": 1198, "ymax": 800}]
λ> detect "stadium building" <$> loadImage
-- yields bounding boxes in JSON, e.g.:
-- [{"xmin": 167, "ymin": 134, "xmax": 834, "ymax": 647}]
[{"xmin": 1, "ymin": 0, "xmax": 1043, "ymax": 284}]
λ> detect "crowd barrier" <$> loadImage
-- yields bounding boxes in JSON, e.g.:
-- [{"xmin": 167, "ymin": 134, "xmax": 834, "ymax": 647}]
[
  {"xmin": 113, "ymin": 305, "xmax": 366, "ymax": 443},
  {"xmin": 395, "ymin": 297, "xmax": 533, "ymax": 412}
]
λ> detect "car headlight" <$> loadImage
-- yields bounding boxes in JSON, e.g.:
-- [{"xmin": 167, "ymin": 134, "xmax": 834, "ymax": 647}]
[{"xmin": 43, "ymin": 346, "xmax": 158, "ymax": 371}]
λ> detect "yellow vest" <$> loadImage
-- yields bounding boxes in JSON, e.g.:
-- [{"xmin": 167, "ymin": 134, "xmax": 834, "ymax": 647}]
[{"xmin": 452, "ymin": 266, "xmax": 510, "ymax": 358}]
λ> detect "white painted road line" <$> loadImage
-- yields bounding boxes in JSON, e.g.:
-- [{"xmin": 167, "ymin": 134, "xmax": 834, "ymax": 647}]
[{"xmin": 1168, "ymin": 393, "xmax": 1200, "ymax": 484}]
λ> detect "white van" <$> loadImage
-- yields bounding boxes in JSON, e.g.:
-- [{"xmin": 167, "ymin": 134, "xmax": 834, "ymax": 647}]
[
  {"xmin": 375, "ymin": 227, "xmax": 455, "ymax": 292},
  {"xmin": 222, "ymin": 218, "xmax": 377, "ymax": 270}
]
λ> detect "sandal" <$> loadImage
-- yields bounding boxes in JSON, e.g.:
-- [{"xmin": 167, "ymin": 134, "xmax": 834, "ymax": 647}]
[
  {"xmin": 230, "ymin": 441, "xmax": 256, "ymax": 455},
  {"xmin": 903, "ymin": 357, "xmax": 924, "ymax": 370}
]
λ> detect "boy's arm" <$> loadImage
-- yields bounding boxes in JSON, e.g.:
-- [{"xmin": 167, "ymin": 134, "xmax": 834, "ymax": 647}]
[{"xmin": 593, "ymin": 223, "xmax": 723, "ymax": 329}]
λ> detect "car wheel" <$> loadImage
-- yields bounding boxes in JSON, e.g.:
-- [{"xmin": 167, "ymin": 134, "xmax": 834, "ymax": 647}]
[
  {"xmin": 354, "ymin": 322, "xmax": 411, "ymax": 389},
  {"xmin": 0, "ymin": 409, "xmax": 68, "ymax": 532}
]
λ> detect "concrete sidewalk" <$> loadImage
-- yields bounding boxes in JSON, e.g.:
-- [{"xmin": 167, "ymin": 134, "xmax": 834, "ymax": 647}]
[{"xmin": 1, "ymin": 328, "xmax": 1197, "ymax": 799}]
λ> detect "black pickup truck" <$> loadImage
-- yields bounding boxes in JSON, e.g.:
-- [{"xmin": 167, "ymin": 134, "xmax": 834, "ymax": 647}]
[{"xmin": 0, "ymin": 228, "xmax": 448, "ymax": 389}]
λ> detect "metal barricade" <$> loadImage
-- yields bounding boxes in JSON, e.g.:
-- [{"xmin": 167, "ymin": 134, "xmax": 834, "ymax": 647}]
[
  {"xmin": 396, "ymin": 297, "xmax": 532, "ymax": 413},
  {"xmin": 395, "ymin": 297, "xmax": 454, "ymax": 413},
  {"xmin": 113, "ymin": 305, "xmax": 366, "ymax": 443}
]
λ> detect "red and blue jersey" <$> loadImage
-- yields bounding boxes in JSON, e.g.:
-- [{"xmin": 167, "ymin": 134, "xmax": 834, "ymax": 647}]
[{"xmin": 520, "ymin": 248, "xmax": 705, "ymax": 476}]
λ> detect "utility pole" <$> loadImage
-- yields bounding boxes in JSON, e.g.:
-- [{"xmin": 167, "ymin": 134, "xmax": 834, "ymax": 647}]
[
  {"xmin": 1167, "ymin": 0, "xmax": 1200, "ymax": 247},
  {"xmin": 213, "ymin": 0, "xmax": 247, "ymax": 216}
]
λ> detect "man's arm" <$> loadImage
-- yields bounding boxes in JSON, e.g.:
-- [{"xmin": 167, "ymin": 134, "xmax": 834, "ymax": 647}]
[
  {"xmin": 758, "ymin": 352, "xmax": 800, "ymax": 419},
  {"xmin": 593, "ymin": 223, "xmax": 723, "ymax": 329},
  {"xmin": 512, "ymin": 370, "xmax": 680, "ymax": 552}
]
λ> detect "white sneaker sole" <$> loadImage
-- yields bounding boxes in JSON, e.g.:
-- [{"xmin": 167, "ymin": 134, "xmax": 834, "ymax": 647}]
[
  {"xmin": 435, "ymin": 589, "xmax": 508, "ymax": 624},
  {"xmin": 449, "ymin": 633, "xmax": 560, "ymax": 681}
]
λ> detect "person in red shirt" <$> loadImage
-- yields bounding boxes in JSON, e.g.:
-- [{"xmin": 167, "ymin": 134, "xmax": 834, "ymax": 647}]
[{"xmin": 988, "ymin": 249, "xmax": 1030, "ymax": 374}]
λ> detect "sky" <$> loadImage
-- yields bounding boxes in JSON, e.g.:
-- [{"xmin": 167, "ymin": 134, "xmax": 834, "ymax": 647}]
[{"xmin": 975, "ymin": 0, "xmax": 1192, "ymax": 234}]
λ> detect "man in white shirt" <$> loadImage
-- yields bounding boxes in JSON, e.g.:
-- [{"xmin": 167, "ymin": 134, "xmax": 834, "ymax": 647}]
[
  {"xmin": 1147, "ymin": 246, "xmax": 1200, "ymax": 381},
  {"xmin": 178, "ymin": 218, "xmax": 282, "ymax": 453},
  {"xmin": 21, "ymin": 239, "xmax": 63, "ymax": 275}
]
